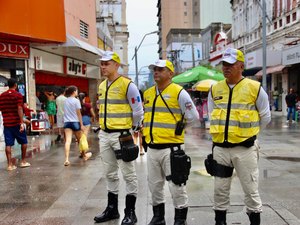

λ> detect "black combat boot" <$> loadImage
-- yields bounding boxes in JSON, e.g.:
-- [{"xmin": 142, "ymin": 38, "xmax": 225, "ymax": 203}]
[
  {"xmin": 174, "ymin": 207, "xmax": 188, "ymax": 225},
  {"xmin": 247, "ymin": 212, "xmax": 260, "ymax": 225},
  {"xmin": 148, "ymin": 203, "xmax": 166, "ymax": 225},
  {"xmin": 94, "ymin": 192, "xmax": 120, "ymax": 223},
  {"xmin": 215, "ymin": 210, "xmax": 227, "ymax": 225},
  {"xmin": 121, "ymin": 195, "xmax": 137, "ymax": 225}
]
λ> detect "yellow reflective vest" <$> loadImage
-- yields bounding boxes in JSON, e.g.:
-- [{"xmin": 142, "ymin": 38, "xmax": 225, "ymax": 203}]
[
  {"xmin": 98, "ymin": 76, "xmax": 132, "ymax": 130},
  {"xmin": 143, "ymin": 83, "xmax": 184, "ymax": 144},
  {"xmin": 210, "ymin": 78, "xmax": 260, "ymax": 144}
]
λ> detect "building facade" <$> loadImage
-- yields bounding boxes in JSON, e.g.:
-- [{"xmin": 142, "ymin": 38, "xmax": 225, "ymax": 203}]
[
  {"xmin": 157, "ymin": 0, "xmax": 232, "ymax": 71},
  {"xmin": 157, "ymin": 0, "xmax": 200, "ymax": 58},
  {"xmin": 231, "ymin": 0, "xmax": 300, "ymax": 114},
  {"xmin": 96, "ymin": 0, "xmax": 129, "ymax": 75}
]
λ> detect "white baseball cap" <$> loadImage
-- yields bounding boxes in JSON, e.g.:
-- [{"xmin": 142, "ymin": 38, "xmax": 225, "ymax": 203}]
[
  {"xmin": 100, "ymin": 51, "xmax": 121, "ymax": 64},
  {"xmin": 148, "ymin": 60, "xmax": 174, "ymax": 72},
  {"xmin": 222, "ymin": 48, "xmax": 245, "ymax": 64}
]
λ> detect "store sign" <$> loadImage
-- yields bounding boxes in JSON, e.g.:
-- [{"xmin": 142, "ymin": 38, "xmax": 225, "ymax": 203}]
[
  {"xmin": 34, "ymin": 56, "xmax": 43, "ymax": 70},
  {"xmin": 245, "ymin": 51, "xmax": 257, "ymax": 69},
  {"xmin": 64, "ymin": 57, "xmax": 87, "ymax": 76},
  {"xmin": 0, "ymin": 41, "xmax": 29, "ymax": 59},
  {"xmin": 282, "ymin": 45, "xmax": 300, "ymax": 65}
]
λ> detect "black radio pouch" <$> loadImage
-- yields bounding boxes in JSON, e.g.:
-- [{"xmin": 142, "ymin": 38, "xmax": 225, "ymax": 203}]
[
  {"xmin": 204, "ymin": 150, "xmax": 234, "ymax": 178},
  {"xmin": 168, "ymin": 148, "xmax": 191, "ymax": 186},
  {"xmin": 118, "ymin": 132, "xmax": 139, "ymax": 162}
]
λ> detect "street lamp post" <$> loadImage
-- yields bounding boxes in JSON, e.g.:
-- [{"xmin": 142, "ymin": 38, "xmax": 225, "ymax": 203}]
[
  {"xmin": 131, "ymin": 31, "xmax": 158, "ymax": 88},
  {"xmin": 262, "ymin": 0, "xmax": 267, "ymax": 91}
]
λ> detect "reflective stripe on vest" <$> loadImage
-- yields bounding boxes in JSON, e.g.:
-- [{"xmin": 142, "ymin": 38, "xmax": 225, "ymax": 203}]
[
  {"xmin": 98, "ymin": 76, "xmax": 132, "ymax": 130},
  {"xmin": 143, "ymin": 83, "xmax": 184, "ymax": 144},
  {"xmin": 210, "ymin": 78, "xmax": 260, "ymax": 144}
]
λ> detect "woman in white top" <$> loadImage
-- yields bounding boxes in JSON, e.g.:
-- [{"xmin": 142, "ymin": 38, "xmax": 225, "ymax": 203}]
[{"xmin": 63, "ymin": 86, "xmax": 92, "ymax": 166}]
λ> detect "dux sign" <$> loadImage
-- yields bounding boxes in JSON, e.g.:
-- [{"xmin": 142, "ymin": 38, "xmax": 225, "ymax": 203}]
[
  {"xmin": 0, "ymin": 41, "xmax": 29, "ymax": 59},
  {"xmin": 64, "ymin": 57, "xmax": 87, "ymax": 76}
]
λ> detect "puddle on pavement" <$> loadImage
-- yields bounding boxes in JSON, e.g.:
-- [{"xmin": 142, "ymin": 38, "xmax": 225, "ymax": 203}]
[
  {"xmin": 266, "ymin": 156, "xmax": 300, "ymax": 162},
  {"xmin": 263, "ymin": 169, "xmax": 281, "ymax": 179}
]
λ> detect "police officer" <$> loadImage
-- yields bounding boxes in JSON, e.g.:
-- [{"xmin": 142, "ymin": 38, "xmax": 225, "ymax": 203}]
[
  {"xmin": 208, "ymin": 48, "xmax": 271, "ymax": 225},
  {"xmin": 94, "ymin": 51, "xmax": 143, "ymax": 225},
  {"xmin": 143, "ymin": 60, "xmax": 198, "ymax": 225}
]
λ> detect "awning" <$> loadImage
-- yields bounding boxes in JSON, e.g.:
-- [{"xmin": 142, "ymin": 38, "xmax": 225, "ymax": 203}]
[
  {"xmin": 242, "ymin": 67, "xmax": 262, "ymax": 77},
  {"xmin": 63, "ymin": 34, "xmax": 105, "ymax": 56},
  {"xmin": 31, "ymin": 34, "xmax": 104, "ymax": 66},
  {"xmin": 255, "ymin": 65, "xmax": 285, "ymax": 77}
]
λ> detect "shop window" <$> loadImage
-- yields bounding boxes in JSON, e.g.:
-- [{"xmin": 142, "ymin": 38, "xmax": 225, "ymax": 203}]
[
  {"xmin": 287, "ymin": 15, "xmax": 291, "ymax": 24},
  {"xmin": 274, "ymin": 21, "xmax": 277, "ymax": 30},
  {"xmin": 80, "ymin": 20, "xmax": 89, "ymax": 39},
  {"xmin": 292, "ymin": 12, "xmax": 297, "ymax": 21}
]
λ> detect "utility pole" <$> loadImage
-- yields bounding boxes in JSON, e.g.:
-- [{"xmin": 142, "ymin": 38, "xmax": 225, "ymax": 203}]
[
  {"xmin": 262, "ymin": 0, "xmax": 267, "ymax": 91},
  {"xmin": 131, "ymin": 31, "xmax": 158, "ymax": 89}
]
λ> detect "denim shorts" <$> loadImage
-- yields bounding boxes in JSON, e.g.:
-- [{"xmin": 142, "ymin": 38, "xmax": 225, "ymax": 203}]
[
  {"xmin": 4, "ymin": 125, "xmax": 28, "ymax": 146},
  {"xmin": 64, "ymin": 122, "xmax": 81, "ymax": 131},
  {"xmin": 82, "ymin": 115, "xmax": 91, "ymax": 126}
]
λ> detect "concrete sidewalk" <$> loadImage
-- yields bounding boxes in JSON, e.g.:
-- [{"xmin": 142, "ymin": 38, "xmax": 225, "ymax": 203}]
[{"xmin": 0, "ymin": 115, "xmax": 299, "ymax": 224}]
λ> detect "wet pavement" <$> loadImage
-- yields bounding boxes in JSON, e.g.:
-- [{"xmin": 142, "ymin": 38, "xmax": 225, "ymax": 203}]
[{"xmin": 0, "ymin": 114, "xmax": 300, "ymax": 225}]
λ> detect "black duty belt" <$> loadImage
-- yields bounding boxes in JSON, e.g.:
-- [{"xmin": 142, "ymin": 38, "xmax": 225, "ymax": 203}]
[
  {"xmin": 213, "ymin": 136, "xmax": 256, "ymax": 148},
  {"xmin": 103, "ymin": 129, "xmax": 130, "ymax": 134},
  {"xmin": 148, "ymin": 143, "xmax": 184, "ymax": 150}
]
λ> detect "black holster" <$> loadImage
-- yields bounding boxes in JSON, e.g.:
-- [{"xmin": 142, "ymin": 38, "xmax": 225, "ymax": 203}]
[
  {"xmin": 115, "ymin": 132, "xmax": 139, "ymax": 162},
  {"xmin": 167, "ymin": 147, "xmax": 191, "ymax": 186},
  {"xmin": 204, "ymin": 153, "xmax": 234, "ymax": 178}
]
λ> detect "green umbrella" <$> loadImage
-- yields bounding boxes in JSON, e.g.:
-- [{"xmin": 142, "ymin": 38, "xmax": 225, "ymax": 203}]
[{"xmin": 172, "ymin": 66, "xmax": 224, "ymax": 84}]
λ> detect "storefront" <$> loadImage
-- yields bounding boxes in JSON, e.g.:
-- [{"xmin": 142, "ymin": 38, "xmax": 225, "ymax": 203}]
[
  {"xmin": 28, "ymin": 46, "xmax": 101, "ymax": 110},
  {"xmin": 0, "ymin": 40, "xmax": 29, "ymax": 102}
]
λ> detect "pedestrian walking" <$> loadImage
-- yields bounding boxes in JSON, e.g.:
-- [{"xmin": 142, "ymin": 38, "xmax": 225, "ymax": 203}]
[
  {"xmin": 55, "ymin": 88, "xmax": 67, "ymax": 142},
  {"xmin": 133, "ymin": 89, "xmax": 145, "ymax": 155},
  {"xmin": 63, "ymin": 85, "xmax": 92, "ymax": 166},
  {"xmin": 35, "ymin": 91, "xmax": 43, "ymax": 112},
  {"xmin": 207, "ymin": 48, "xmax": 271, "ymax": 225},
  {"xmin": 0, "ymin": 78, "xmax": 31, "ymax": 171},
  {"xmin": 143, "ymin": 60, "xmax": 198, "ymax": 225},
  {"xmin": 285, "ymin": 88, "xmax": 297, "ymax": 123},
  {"xmin": 44, "ymin": 91, "xmax": 56, "ymax": 129},
  {"xmin": 272, "ymin": 87, "xmax": 279, "ymax": 111},
  {"xmin": 78, "ymin": 92, "xmax": 96, "ymax": 137},
  {"xmin": 94, "ymin": 51, "xmax": 143, "ymax": 225}
]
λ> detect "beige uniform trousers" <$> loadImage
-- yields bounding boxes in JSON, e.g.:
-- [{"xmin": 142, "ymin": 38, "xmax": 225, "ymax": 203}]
[
  {"xmin": 147, "ymin": 147, "xmax": 188, "ymax": 208},
  {"xmin": 99, "ymin": 130, "xmax": 138, "ymax": 196},
  {"xmin": 213, "ymin": 142, "xmax": 262, "ymax": 213}
]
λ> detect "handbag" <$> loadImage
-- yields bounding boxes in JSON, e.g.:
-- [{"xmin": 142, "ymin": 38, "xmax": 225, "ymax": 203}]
[{"xmin": 79, "ymin": 134, "xmax": 89, "ymax": 152}]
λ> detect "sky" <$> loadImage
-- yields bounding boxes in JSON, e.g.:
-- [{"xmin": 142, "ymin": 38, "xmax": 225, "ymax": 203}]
[{"xmin": 126, "ymin": 0, "xmax": 158, "ymax": 80}]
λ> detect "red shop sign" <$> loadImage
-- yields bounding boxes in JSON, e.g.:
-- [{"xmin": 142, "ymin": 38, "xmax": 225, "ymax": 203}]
[{"xmin": 0, "ymin": 41, "xmax": 29, "ymax": 59}]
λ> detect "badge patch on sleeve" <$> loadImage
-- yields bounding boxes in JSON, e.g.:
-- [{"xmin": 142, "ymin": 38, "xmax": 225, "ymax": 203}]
[
  {"xmin": 185, "ymin": 102, "xmax": 192, "ymax": 110},
  {"xmin": 131, "ymin": 96, "xmax": 141, "ymax": 104}
]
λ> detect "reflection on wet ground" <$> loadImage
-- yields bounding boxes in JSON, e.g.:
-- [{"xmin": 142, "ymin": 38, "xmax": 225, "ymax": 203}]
[
  {"xmin": 266, "ymin": 156, "xmax": 300, "ymax": 162},
  {"xmin": 0, "ymin": 115, "xmax": 299, "ymax": 224}
]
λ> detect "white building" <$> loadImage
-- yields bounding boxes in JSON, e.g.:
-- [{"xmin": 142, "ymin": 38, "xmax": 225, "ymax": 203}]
[{"xmin": 231, "ymin": 0, "xmax": 300, "ymax": 114}]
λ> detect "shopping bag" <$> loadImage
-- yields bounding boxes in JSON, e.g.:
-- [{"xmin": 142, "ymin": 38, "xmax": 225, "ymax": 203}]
[{"xmin": 79, "ymin": 134, "xmax": 89, "ymax": 152}]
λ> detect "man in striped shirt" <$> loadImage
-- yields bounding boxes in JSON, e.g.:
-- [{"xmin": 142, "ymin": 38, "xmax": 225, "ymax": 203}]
[{"xmin": 0, "ymin": 78, "xmax": 31, "ymax": 171}]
